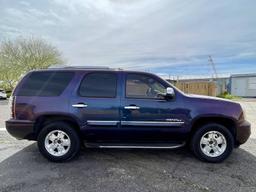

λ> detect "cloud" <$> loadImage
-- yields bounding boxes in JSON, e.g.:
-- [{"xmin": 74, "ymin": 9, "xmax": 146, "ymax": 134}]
[
  {"xmin": 19, "ymin": 1, "xmax": 30, "ymax": 7},
  {"xmin": 0, "ymin": 0, "xmax": 256, "ymax": 75}
]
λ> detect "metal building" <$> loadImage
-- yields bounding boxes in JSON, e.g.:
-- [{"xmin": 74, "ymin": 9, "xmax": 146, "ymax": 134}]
[{"xmin": 230, "ymin": 74, "xmax": 256, "ymax": 97}]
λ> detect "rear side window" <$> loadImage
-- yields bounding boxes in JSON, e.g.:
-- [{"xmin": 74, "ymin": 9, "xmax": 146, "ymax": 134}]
[
  {"xmin": 17, "ymin": 72, "xmax": 74, "ymax": 96},
  {"xmin": 79, "ymin": 72, "xmax": 117, "ymax": 98}
]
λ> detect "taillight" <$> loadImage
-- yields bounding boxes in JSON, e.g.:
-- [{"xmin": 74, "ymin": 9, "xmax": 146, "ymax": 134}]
[{"xmin": 8, "ymin": 96, "xmax": 16, "ymax": 119}]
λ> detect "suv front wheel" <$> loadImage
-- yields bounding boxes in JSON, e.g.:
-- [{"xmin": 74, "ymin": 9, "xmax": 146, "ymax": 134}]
[
  {"xmin": 190, "ymin": 123, "xmax": 234, "ymax": 163},
  {"xmin": 37, "ymin": 122, "xmax": 80, "ymax": 162}
]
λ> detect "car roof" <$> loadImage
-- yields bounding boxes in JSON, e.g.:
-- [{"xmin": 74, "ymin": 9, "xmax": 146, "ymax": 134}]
[{"xmin": 31, "ymin": 66, "xmax": 154, "ymax": 75}]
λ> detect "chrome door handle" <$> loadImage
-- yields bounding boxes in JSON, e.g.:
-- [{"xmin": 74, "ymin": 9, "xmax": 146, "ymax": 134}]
[
  {"xmin": 72, "ymin": 103, "xmax": 88, "ymax": 108},
  {"xmin": 124, "ymin": 106, "xmax": 140, "ymax": 110}
]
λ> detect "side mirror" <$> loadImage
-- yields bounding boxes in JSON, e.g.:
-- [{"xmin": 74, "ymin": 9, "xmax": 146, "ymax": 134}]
[{"xmin": 166, "ymin": 87, "xmax": 175, "ymax": 98}]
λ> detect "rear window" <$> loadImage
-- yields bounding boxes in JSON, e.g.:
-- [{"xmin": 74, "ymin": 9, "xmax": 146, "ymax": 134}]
[
  {"xmin": 79, "ymin": 72, "xmax": 117, "ymax": 98},
  {"xmin": 17, "ymin": 71, "xmax": 74, "ymax": 96}
]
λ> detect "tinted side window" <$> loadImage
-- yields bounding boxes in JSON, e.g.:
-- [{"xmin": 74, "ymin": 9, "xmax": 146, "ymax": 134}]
[
  {"xmin": 126, "ymin": 74, "xmax": 166, "ymax": 99},
  {"xmin": 79, "ymin": 73, "xmax": 117, "ymax": 98},
  {"xmin": 17, "ymin": 72, "xmax": 74, "ymax": 96}
]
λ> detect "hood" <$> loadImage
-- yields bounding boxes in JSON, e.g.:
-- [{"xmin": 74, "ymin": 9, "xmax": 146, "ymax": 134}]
[
  {"xmin": 184, "ymin": 94, "xmax": 242, "ymax": 120},
  {"xmin": 186, "ymin": 94, "xmax": 239, "ymax": 104}
]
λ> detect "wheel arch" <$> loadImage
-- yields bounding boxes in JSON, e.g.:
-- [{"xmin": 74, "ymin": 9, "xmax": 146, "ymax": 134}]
[
  {"xmin": 34, "ymin": 113, "xmax": 82, "ymax": 138},
  {"xmin": 190, "ymin": 116, "xmax": 237, "ymax": 139}
]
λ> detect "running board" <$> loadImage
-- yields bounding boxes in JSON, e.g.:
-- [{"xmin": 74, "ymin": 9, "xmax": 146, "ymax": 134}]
[{"xmin": 84, "ymin": 142, "xmax": 186, "ymax": 149}]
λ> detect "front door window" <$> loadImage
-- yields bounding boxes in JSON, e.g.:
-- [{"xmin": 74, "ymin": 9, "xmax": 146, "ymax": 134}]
[{"xmin": 126, "ymin": 73, "xmax": 166, "ymax": 99}]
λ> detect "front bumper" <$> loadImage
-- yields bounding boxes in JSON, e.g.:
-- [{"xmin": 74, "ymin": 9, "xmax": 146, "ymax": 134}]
[
  {"xmin": 236, "ymin": 120, "xmax": 251, "ymax": 144},
  {"xmin": 5, "ymin": 119, "xmax": 35, "ymax": 140}
]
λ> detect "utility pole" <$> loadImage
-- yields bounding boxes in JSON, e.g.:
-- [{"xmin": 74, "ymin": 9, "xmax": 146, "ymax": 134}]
[{"xmin": 208, "ymin": 55, "xmax": 218, "ymax": 80}]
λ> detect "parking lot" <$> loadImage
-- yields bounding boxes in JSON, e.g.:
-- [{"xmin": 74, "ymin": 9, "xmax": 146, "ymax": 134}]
[{"xmin": 0, "ymin": 99, "xmax": 256, "ymax": 192}]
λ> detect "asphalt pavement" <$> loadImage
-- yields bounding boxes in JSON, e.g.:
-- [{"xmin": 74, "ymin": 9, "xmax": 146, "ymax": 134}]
[{"xmin": 0, "ymin": 99, "xmax": 256, "ymax": 192}]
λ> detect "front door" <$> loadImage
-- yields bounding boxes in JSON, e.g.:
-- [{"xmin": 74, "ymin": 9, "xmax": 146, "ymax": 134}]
[
  {"xmin": 70, "ymin": 71, "xmax": 121, "ymax": 141},
  {"xmin": 121, "ymin": 72, "xmax": 185, "ymax": 142}
]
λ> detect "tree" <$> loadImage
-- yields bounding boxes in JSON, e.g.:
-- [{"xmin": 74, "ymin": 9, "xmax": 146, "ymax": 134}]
[{"xmin": 0, "ymin": 37, "xmax": 64, "ymax": 90}]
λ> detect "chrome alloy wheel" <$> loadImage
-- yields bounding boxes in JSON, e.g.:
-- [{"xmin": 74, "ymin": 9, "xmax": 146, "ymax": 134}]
[
  {"xmin": 44, "ymin": 130, "xmax": 71, "ymax": 157},
  {"xmin": 200, "ymin": 131, "xmax": 227, "ymax": 157}
]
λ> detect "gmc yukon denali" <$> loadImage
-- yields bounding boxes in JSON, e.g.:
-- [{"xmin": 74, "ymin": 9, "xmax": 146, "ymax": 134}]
[{"xmin": 6, "ymin": 67, "xmax": 251, "ymax": 162}]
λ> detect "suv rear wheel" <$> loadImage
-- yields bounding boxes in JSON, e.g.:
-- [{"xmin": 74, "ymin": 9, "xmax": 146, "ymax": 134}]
[
  {"xmin": 190, "ymin": 123, "xmax": 234, "ymax": 163},
  {"xmin": 37, "ymin": 122, "xmax": 80, "ymax": 162}
]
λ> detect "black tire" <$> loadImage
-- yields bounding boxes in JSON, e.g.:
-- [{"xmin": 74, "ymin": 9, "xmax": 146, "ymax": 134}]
[
  {"xmin": 37, "ymin": 122, "xmax": 80, "ymax": 162},
  {"xmin": 190, "ymin": 123, "xmax": 234, "ymax": 163}
]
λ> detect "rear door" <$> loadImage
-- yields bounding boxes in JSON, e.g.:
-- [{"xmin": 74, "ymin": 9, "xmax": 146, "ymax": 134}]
[{"xmin": 70, "ymin": 71, "xmax": 121, "ymax": 141}]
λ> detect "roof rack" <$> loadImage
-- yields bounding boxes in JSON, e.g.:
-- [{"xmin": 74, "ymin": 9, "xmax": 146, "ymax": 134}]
[
  {"xmin": 63, "ymin": 66, "xmax": 110, "ymax": 70},
  {"xmin": 49, "ymin": 65, "xmax": 111, "ymax": 70}
]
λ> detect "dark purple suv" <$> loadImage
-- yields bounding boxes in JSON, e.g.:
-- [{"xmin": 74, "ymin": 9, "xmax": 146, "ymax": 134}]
[{"xmin": 6, "ymin": 67, "xmax": 251, "ymax": 162}]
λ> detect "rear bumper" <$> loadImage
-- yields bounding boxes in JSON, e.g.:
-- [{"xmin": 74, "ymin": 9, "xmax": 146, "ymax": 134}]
[
  {"xmin": 236, "ymin": 120, "xmax": 251, "ymax": 145},
  {"xmin": 5, "ymin": 119, "xmax": 35, "ymax": 140}
]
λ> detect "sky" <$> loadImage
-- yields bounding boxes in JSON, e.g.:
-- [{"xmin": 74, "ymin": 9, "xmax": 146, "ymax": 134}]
[{"xmin": 0, "ymin": 0, "xmax": 256, "ymax": 78}]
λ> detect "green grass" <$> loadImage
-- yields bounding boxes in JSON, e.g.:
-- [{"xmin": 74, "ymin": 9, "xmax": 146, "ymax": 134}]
[{"xmin": 217, "ymin": 92, "xmax": 241, "ymax": 100}]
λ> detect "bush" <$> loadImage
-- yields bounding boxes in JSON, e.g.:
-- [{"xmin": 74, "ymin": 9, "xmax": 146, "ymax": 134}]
[{"xmin": 6, "ymin": 91, "xmax": 12, "ymax": 98}]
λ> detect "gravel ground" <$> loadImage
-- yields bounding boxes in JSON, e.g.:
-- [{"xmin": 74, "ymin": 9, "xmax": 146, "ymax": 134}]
[{"xmin": 0, "ymin": 99, "xmax": 256, "ymax": 192}]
